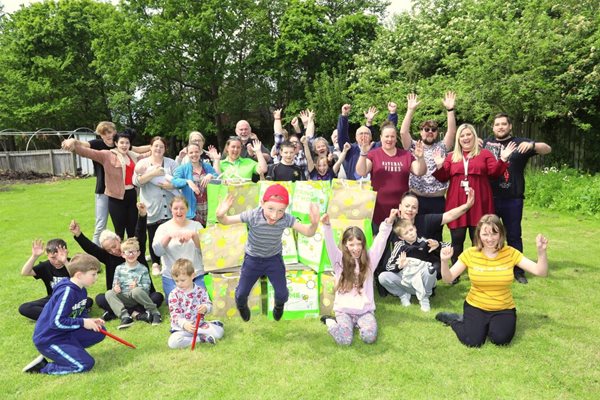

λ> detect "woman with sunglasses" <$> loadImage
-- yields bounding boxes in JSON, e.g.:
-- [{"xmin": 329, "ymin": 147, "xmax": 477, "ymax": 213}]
[{"xmin": 399, "ymin": 92, "xmax": 457, "ymax": 215}]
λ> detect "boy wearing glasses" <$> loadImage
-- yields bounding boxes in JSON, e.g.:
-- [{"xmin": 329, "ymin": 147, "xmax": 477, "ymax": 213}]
[
  {"xmin": 105, "ymin": 238, "xmax": 161, "ymax": 329},
  {"xmin": 19, "ymin": 239, "xmax": 93, "ymax": 321}
]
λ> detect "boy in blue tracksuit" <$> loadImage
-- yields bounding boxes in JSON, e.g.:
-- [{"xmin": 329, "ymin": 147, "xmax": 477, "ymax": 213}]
[{"xmin": 22, "ymin": 251, "xmax": 106, "ymax": 375}]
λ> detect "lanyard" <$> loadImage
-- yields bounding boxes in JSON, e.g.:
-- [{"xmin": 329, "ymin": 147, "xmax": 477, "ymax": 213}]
[{"xmin": 462, "ymin": 155, "xmax": 470, "ymax": 179}]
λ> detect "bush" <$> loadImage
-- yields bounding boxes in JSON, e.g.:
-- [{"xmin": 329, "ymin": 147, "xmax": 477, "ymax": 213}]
[{"xmin": 526, "ymin": 166, "xmax": 600, "ymax": 217}]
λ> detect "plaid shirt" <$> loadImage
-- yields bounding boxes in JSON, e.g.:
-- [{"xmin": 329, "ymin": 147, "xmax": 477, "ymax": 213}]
[{"xmin": 272, "ymin": 132, "xmax": 309, "ymax": 179}]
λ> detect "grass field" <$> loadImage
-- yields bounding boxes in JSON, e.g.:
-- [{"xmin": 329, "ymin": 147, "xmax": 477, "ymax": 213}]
[{"xmin": 1, "ymin": 178, "xmax": 599, "ymax": 399}]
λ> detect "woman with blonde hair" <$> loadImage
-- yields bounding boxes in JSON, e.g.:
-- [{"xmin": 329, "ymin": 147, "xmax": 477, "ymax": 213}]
[{"xmin": 432, "ymin": 124, "xmax": 516, "ymax": 263}]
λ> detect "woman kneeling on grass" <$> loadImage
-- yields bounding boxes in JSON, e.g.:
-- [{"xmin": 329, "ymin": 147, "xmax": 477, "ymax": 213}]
[{"xmin": 435, "ymin": 214, "xmax": 549, "ymax": 347}]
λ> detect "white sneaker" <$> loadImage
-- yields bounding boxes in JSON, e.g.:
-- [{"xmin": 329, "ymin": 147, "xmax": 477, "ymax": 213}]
[
  {"xmin": 420, "ymin": 298, "xmax": 431, "ymax": 312},
  {"xmin": 400, "ymin": 294, "xmax": 411, "ymax": 307},
  {"xmin": 22, "ymin": 354, "xmax": 47, "ymax": 373}
]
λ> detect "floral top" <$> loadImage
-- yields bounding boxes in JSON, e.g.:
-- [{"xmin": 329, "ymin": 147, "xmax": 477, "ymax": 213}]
[{"xmin": 168, "ymin": 284, "xmax": 212, "ymax": 331}]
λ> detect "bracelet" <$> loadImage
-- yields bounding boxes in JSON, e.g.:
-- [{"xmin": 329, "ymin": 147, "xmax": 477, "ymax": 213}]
[
  {"xmin": 360, "ymin": 152, "xmax": 368, "ymax": 157},
  {"xmin": 446, "ymin": 108, "xmax": 455, "ymax": 112}
]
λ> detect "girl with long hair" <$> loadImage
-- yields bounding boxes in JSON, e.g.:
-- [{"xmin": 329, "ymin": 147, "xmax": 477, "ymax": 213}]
[{"xmin": 320, "ymin": 209, "xmax": 397, "ymax": 345}]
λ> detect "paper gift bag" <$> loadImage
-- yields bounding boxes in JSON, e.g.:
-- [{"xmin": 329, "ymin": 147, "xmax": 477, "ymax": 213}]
[
  {"xmin": 200, "ymin": 223, "xmax": 247, "ymax": 272},
  {"xmin": 207, "ymin": 181, "xmax": 259, "ymax": 224},
  {"xmin": 331, "ymin": 178, "xmax": 372, "ymax": 191},
  {"xmin": 267, "ymin": 269, "xmax": 319, "ymax": 320},
  {"xmin": 205, "ymin": 272, "xmax": 262, "ymax": 319},
  {"xmin": 327, "ymin": 181, "xmax": 377, "ymax": 220},
  {"xmin": 282, "ymin": 227, "xmax": 298, "ymax": 264},
  {"xmin": 258, "ymin": 181, "xmax": 295, "ymax": 211},
  {"xmin": 319, "ymin": 271, "xmax": 336, "ymax": 316},
  {"xmin": 297, "ymin": 223, "xmax": 331, "ymax": 273},
  {"xmin": 291, "ymin": 180, "xmax": 331, "ymax": 222},
  {"xmin": 330, "ymin": 218, "xmax": 374, "ymax": 249}
]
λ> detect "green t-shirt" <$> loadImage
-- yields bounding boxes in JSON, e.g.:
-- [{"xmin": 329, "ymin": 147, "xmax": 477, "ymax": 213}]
[{"xmin": 221, "ymin": 158, "xmax": 258, "ymax": 180}]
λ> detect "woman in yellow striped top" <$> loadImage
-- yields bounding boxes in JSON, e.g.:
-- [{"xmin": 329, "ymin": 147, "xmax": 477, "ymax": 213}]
[{"xmin": 435, "ymin": 214, "xmax": 548, "ymax": 347}]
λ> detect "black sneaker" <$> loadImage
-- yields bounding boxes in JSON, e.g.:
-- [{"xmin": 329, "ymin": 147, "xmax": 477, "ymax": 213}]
[
  {"xmin": 273, "ymin": 304, "xmax": 285, "ymax": 321},
  {"xmin": 320, "ymin": 315, "xmax": 336, "ymax": 325},
  {"xmin": 237, "ymin": 303, "xmax": 251, "ymax": 322},
  {"xmin": 102, "ymin": 310, "xmax": 117, "ymax": 322},
  {"xmin": 22, "ymin": 355, "xmax": 48, "ymax": 373},
  {"xmin": 515, "ymin": 273, "xmax": 528, "ymax": 284},
  {"xmin": 136, "ymin": 311, "xmax": 151, "ymax": 323},
  {"xmin": 376, "ymin": 280, "xmax": 389, "ymax": 297},
  {"xmin": 118, "ymin": 316, "xmax": 134, "ymax": 330},
  {"xmin": 151, "ymin": 313, "xmax": 162, "ymax": 326},
  {"xmin": 435, "ymin": 312, "xmax": 463, "ymax": 326},
  {"xmin": 85, "ymin": 298, "xmax": 94, "ymax": 314}
]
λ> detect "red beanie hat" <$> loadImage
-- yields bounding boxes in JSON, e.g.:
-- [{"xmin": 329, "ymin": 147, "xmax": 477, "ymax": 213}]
[{"xmin": 262, "ymin": 184, "xmax": 289, "ymax": 206}]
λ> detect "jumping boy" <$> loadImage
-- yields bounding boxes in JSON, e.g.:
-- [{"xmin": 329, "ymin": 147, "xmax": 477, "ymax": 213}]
[
  {"xmin": 22, "ymin": 251, "xmax": 105, "ymax": 374},
  {"xmin": 216, "ymin": 184, "xmax": 319, "ymax": 321}
]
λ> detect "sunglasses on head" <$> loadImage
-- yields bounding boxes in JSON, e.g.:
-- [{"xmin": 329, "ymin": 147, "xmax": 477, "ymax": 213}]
[
  {"xmin": 423, "ymin": 127, "xmax": 438, "ymax": 133},
  {"xmin": 46, "ymin": 246, "xmax": 61, "ymax": 254}
]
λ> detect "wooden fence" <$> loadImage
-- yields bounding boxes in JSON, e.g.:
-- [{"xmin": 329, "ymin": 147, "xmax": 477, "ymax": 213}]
[{"xmin": 0, "ymin": 150, "xmax": 78, "ymax": 175}]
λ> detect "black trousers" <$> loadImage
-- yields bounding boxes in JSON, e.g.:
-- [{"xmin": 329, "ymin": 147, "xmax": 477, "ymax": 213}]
[
  {"xmin": 450, "ymin": 226, "xmax": 476, "ymax": 264},
  {"xmin": 95, "ymin": 291, "xmax": 164, "ymax": 315},
  {"xmin": 108, "ymin": 188, "xmax": 138, "ymax": 239},
  {"xmin": 451, "ymin": 301, "xmax": 517, "ymax": 347},
  {"xmin": 20, "ymin": 296, "xmax": 93, "ymax": 321},
  {"xmin": 147, "ymin": 220, "xmax": 166, "ymax": 265}
]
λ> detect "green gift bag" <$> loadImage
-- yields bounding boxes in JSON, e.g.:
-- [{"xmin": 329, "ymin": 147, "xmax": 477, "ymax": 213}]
[
  {"xmin": 330, "ymin": 218, "xmax": 374, "ymax": 249},
  {"xmin": 207, "ymin": 181, "xmax": 259, "ymax": 224},
  {"xmin": 319, "ymin": 271, "xmax": 336, "ymax": 316},
  {"xmin": 282, "ymin": 227, "xmax": 298, "ymax": 264},
  {"xmin": 267, "ymin": 269, "xmax": 319, "ymax": 320},
  {"xmin": 297, "ymin": 223, "xmax": 331, "ymax": 273},
  {"xmin": 205, "ymin": 272, "xmax": 262, "ymax": 319},
  {"xmin": 200, "ymin": 223, "xmax": 248, "ymax": 272},
  {"xmin": 327, "ymin": 179, "xmax": 376, "ymax": 220},
  {"xmin": 291, "ymin": 180, "xmax": 331, "ymax": 222}
]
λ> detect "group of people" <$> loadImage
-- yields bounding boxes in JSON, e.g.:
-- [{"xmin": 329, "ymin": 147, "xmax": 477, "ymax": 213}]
[{"xmin": 21, "ymin": 92, "xmax": 552, "ymax": 375}]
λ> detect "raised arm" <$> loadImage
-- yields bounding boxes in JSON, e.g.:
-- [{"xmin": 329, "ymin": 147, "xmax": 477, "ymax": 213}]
[
  {"xmin": 305, "ymin": 109, "xmax": 316, "ymax": 139},
  {"xmin": 410, "ymin": 140, "xmax": 427, "ymax": 176},
  {"xmin": 292, "ymin": 203, "xmax": 319, "ymax": 237},
  {"xmin": 21, "ymin": 239, "xmax": 45, "ymax": 276},
  {"xmin": 399, "ymin": 94, "xmax": 419, "ymax": 150},
  {"xmin": 440, "ymin": 247, "xmax": 466, "ymax": 283},
  {"xmin": 516, "ymin": 234, "xmax": 549, "ymax": 277},
  {"xmin": 215, "ymin": 195, "xmax": 242, "ymax": 225},
  {"xmin": 355, "ymin": 141, "xmax": 374, "ymax": 177},
  {"xmin": 301, "ymin": 135, "xmax": 315, "ymax": 173},
  {"xmin": 337, "ymin": 104, "xmax": 352, "ymax": 149},
  {"xmin": 442, "ymin": 91, "xmax": 457, "ymax": 150},
  {"xmin": 441, "ymin": 188, "xmax": 475, "ymax": 225},
  {"xmin": 333, "ymin": 142, "xmax": 351, "ymax": 174},
  {"xmin": 273, "ymin": 109, "xmax": 284, "ymax": 135},
  {"xmin": 253, "ymin": 140, "xmax": 268, "ymax": 175},
  {"xmin": 387, "ymin": 102, "xmax": 398, "ymax": 127}
]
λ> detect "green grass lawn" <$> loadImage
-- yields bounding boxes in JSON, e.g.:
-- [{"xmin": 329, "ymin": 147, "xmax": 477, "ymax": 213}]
[{"xmin": 1, "ymin": 178, "xmax": 599, "ymax": 399}]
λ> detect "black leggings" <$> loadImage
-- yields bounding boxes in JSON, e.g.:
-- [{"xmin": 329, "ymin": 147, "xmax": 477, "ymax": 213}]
[
  {"xmin": 108, "ymin": 188, "xmax": 138, "ymax": 239},
  {"xmin": 450, "ymin": 301, "xmax": 517, "ymax": 347},
  {"xmin": 450, "ymin": 226, "xmax": 476, "ymax": 264},
  {"xmin": 20, "ymin": 296, "xmax": 93, "ymax": 321}
]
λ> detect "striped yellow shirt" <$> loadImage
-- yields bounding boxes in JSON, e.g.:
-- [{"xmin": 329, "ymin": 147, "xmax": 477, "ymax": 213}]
[{"xmin": 459, "ymin": 246, "xmax": 523, "ymax": 311}]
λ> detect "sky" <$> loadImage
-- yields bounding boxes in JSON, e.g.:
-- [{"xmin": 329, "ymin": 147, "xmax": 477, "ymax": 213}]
[{"xmin": 2, "ymin": 0, "xmax": 413, "ymax": 15}]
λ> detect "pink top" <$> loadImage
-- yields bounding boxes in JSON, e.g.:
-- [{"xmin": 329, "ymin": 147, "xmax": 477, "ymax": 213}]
[
  {"xmin": 323, "ymin": 221, "xmax": 393, "ymax": 315},
  {"xmin": 367, "ymin": 147, "xmax": 414, "ymax": 225}
]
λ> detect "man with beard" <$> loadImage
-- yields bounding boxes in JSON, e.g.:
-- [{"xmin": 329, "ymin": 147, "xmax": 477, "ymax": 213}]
[
  {"xmin": 483, "ymin": 113, "xmax": 551, "ymax": 284},
  {"xmin": 399, "ymin": 92, "xmax": 457, "ymax": 215},
  {"xmin": 234, "ymin": 119, "xmax": 272, "ymax": 163}
]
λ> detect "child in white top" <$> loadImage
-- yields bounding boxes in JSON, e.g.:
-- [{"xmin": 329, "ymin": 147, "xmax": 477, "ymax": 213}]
[
  {"xmin": 167, "ymin": 259, "xmax": 224, "ymax": 348},
  {"xmin": 320, "ymin": 209, "xmax": 397, "ymax": 345}
]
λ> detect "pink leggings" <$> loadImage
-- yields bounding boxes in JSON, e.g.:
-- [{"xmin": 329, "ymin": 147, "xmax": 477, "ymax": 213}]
[{"xmin": 327, "ymin": 311, "xmax": 377, "ymax": 345}]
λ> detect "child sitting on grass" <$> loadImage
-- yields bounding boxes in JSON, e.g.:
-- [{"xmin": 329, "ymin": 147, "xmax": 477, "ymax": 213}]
[
  {"xmin": 19, "ymin": 238, "xmax": 93, "ymax": 321},
  {"xmin": 216, "ymin": 184, "xmax": 319, "ymax": 321},
  {"xmin": 23, "ymin": 252, "xmax": 105, "ymax": 374},
  {"xmin": 319, "ymin": 209, "xmax": 396, "ymax": 345},
  {"xmin": 378, "ymin": 219, "xmax": 439, "ymax": 312},
  {"xmin": 105, "ymin": 238, "xmax": 162, "ymax": 329},
  {"xmin": 168, "ymin": 259, "xmax": 224, "ymax": 348}
]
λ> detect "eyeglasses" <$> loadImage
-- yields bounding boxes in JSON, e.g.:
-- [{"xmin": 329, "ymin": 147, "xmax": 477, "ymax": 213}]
[
  {"xmin": 123, "ymin": 250, "xmax": 139, "ymax": 256},
  {"xmin": 423, "ymin": 127, "xmax": 438, "ymax": 133}
]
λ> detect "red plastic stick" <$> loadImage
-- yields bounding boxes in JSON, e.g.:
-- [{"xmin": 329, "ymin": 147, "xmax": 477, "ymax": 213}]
[
  {"xmin": 190, "ymin": 313, "xmax": 204, "ymax": 351},
  {"xmin": 99, "ymin": 328, "xmax": 136, "ymax": 349}
]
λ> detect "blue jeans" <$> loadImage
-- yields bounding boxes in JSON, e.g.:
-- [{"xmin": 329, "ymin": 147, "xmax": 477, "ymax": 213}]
[
  {"xmin": 93, "ymin": 193, "xmax": 109, "ymax": 246},
  {"xmin": 236, "ymin": 253, "xmax": 288, "ymax": 307},
  {"xmin": 494, "ymin": 198, "xmax": 524, "ymax": 276},
  {"xmin": 162, "ymin": 274, "xmax": 206, "ymax": 300}
]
